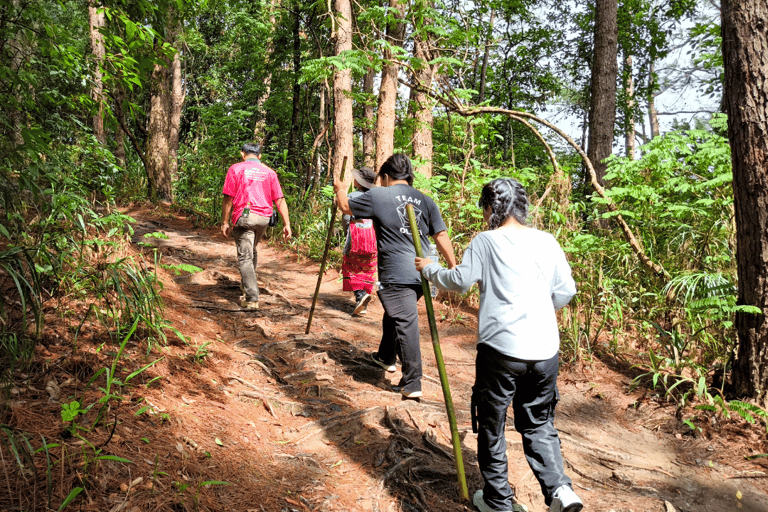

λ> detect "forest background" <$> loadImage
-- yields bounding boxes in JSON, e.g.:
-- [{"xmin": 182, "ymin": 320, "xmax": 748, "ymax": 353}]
[{"xmin": 2, "ymin": 0, "xmax": 768, "ymax": 509}]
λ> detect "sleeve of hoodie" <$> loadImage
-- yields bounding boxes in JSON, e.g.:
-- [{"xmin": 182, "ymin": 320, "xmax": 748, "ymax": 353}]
[
  {"xmin": 420, "ymin": 236, "xmax": 485, "ymax": 294},
  {"xmin": 550, "ymin": 237, "xmax": 576, "ymax": 311}
]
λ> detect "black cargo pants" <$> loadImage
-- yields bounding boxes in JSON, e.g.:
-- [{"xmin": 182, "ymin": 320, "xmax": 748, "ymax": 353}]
[{"xmin": 472, "ymin": 343, "xmax": 572, "ymax": 510}]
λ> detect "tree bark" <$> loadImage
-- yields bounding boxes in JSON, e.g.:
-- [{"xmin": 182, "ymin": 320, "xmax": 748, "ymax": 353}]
[
  {"xmin": 478, "ymin": 9, "xmax": 494, "ymax": 104},
  {"xmin": 624, "ymin": 53, "xmax": 635, "ymax": 160},
  {"xmin": 362, "ymin": 67, "xmax": 376, "ymax": 169},
  {"xmin": 88, "ymin": 0, "xmax": 106, "ymax": 145},
  {"xmin": 409, "ymin": 3, "xmax": 435, "ymax": 178},
  {"xmin": 587, "ymin": 0, "xmax": 618, "ymax": 185},
  {"xmin": 146, "ymin": 54, "xmax": 173, "ymax": 202},
  {"xmin": 288, "ymin": 2, "xmax": 302, "ymax": 165},
  {"xmin": 375, "ymin": 0, "xmax": 406, "ymax": 171},
  {"xmin": 648, "ymin": 62, "xmax": 660, "ymax": 139},
  {"xmin": 723, "ymin": 0, "xmax": 768, "ymax": 403},
  {"xmin": 332, "ymin": 0, "xmax": 353, "ymax": 182},
  {"xmin": 169, "ymin": 48, "xmax": 184, "ymax": 182}
]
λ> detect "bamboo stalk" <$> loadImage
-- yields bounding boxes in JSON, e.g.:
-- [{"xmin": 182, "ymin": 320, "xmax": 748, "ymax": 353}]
[
  {"xmin": 306, "ymin": 156, "xmax": 348, "ymax": 334},
  {"xmin": 405, "ymin": 203, "xmax": 469, "ymax": 501}
]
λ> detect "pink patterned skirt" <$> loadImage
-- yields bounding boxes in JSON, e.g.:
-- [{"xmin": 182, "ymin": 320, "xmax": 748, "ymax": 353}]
[{"xmin": 342, "ymin": 220, "xmax": 377, "ymax": 294}]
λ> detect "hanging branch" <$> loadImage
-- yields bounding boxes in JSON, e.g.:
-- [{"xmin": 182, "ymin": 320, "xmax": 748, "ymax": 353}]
[{"xmin": 399, "ymin": 73, "xmax": 669, "ymax": 279}]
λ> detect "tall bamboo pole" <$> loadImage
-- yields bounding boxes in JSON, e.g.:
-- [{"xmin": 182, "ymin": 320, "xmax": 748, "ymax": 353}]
[
  {"xmin": 405, "ymin": 204, "xmax": 469, "ymax": 500},
  {"xmin": 306, "ymin": 157, "xmax": 348, "ymax": 334}
]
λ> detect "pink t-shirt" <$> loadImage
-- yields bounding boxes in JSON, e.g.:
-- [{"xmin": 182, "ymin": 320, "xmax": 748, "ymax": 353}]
[{"xmin": 222, "ymin": 159, "xmax": 284, "ymax": 224}]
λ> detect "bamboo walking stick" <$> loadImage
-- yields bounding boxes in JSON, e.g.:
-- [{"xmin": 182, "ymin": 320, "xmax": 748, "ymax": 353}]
[
  {"xmin": 306, "ymin": 156, "xmax": 348, "ymax": 334},
  {"xmin": 405, "ymin": 204, "xmax": 469, "ymax": 501}
]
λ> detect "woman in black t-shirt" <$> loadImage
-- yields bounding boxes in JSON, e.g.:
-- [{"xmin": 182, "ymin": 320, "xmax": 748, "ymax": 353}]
[{"xmin": 334, "ymin": 154, "xmax": 456, "ymax": 399}]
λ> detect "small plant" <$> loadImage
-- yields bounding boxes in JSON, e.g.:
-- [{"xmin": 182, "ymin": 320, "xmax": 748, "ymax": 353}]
[{"xmin": 190, "ymin": 341, "xmax": 212, "ymax": 364}]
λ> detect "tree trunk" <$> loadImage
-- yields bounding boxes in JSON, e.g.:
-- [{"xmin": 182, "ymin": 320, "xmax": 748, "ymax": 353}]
[
  {"xmin": 723, "ymin": 0, "xmax": 768, "ymax": 403},
  {"xmin": 409, "ymin": 3, "xmax": 435, "ymax": 178},
  {"xmin": 169, "ymin": 48, "xmax": 184, "ymax": 182},
  {"xmin": 362, "ymin": 67, "xmax": 376, "ymax": 168},
  {"xmin": 586, "ymin": 0, "xmax": 618, "ymax": 185},
  {"xmin": 254, "ymin": 0, "xmax": 278, "ymax": 142},
  {"xmin": 146, "ymin": 55, "xmax": 173, "ymax": 202},
  {"xmin": 375, "ymin": 0, "xmax": 406, "ymax": 171},
  {"xmin": 288, "ymin": 3, "xmax": 302, "ymax": 164},
  {"xmin": 478, "ymin": 9, "xmax": 494, "ymax": 104},
  {"xmin": 332, "ymin": 0, "xmax": 353, "ymax": 182},
  {"xmin": 624, "ymin": 54, "xmax": 635, "ymax": 160},
  {"xmin": 88, "ymin": 0, "xmax": 106, "ymax": 145},
  {"xmin": 648, "ymin": 62, "xmax": 660, "ymax": 139}
]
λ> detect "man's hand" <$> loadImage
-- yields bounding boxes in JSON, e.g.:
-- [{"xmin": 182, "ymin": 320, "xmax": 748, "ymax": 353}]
[
  {"xmin": 221, "ymin": 223, "xmax": 230, "ymax": 238},
  {"xmin": 283, "ymin": 225, "xmax": 292, "ymax": 239}
]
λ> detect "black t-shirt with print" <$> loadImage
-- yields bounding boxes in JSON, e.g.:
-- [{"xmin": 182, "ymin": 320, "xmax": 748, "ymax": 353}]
[{"xmin": 348, "ymin": 184, "xmax": 447, "ymax": 285}]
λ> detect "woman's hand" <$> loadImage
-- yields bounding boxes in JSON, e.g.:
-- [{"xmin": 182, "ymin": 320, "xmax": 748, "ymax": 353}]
[{"xmin": 414, "ymin": 257, "xmax": 430, "ymax": 271}]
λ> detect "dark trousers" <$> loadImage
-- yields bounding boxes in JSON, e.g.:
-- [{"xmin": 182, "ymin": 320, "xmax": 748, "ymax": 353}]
[
  {"xmin": 473, "ymin": 344, "xmax": 571, "ymax": 510},
  {"xmin": 376, "ymin": 283, "xmax": 424, "ymax": 393}
]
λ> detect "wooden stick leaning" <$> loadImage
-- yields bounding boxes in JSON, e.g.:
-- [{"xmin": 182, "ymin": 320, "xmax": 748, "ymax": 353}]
[
  {"xmin": 306, "ymin": 156, "xmax": 348, "ymax": 334},
  {"xmin": 405, "ymin": 203, "xmax": 469, "ymax": 501}
]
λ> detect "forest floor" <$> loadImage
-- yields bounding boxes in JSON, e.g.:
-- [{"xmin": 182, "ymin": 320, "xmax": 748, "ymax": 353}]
[{"xmin": 5, "ymin": 203, "xmax": 768, "ymax": 512}]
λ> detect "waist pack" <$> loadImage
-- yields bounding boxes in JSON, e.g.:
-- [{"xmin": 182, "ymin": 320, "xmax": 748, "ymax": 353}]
[
  {"xmin": 349, "ymin": 219, "xmax": 377, "ymax": 255},
  {"xmin": 269, "ymin": 209, "xmax": 278, "ymax": 227}
]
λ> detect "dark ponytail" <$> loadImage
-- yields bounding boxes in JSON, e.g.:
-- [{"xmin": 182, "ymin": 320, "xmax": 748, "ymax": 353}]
[
  {"xmin": 379, "ymin": 153, "xmax": 414, "ymax": 186},
  {"xmin": 478, "ymin": 178, "xmax": 529, "ymax": 230}
]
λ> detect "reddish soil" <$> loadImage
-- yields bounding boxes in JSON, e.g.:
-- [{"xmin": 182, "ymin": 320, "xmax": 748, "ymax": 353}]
[{"xmin": 4, "ymin": 204, "xmax": 768, "ymax": 512}]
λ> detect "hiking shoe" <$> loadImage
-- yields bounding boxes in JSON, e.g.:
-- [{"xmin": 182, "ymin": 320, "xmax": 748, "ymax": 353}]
[
  {"xmin": 549, "ymin": 485, "xmax": 582, "ymax": 512},
  {"xmin": 353, "ymin": 293, "xmax": 372, "ymax": 316},
  {"xmin": 240, "ymin": 300, "xmax": 259, "ymax": 309},
  {"xmin": 391, "ymin": 385, "xmax": 422, "ymax": 399},
  {"xmin": 472, "ymin": 490, "xmax": 527, "ymax": 512},
  {"xmin": 370, "ymin": 352, "xmax": 396, "ymax": 372}
]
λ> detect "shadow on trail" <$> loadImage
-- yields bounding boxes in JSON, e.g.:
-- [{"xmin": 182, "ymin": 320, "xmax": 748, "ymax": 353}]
[{"xmin": 127, "ymin": 213, "xmax": 768, "ymax": 512}]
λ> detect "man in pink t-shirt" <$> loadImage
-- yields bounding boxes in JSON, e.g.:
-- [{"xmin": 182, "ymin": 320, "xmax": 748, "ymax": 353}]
[{"xmin": 221, "ymin": 143, "xmax": 291, "ymax": 309}]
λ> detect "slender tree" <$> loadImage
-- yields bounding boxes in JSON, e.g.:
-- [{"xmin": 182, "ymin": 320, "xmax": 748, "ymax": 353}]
[
  {"xmin": 332, "ymin": 0, "xmax": 353, "ymax": 182},
  {"xmin": 723, "ymin": 0, "xmax": 768, "ymax": 402},
  {"xmin": 375, "ymin": 0, "xmax": 406, "ymax": 171},
  {"xmin": 88, "ymin": 0, "xmax": 106, "ymax": 145},
  {"xmin": 587, "ymin": 0, "xmax": 618, "ymax": 185},
  {"xmin": 409, "ymin": 0, "xmax": 437, "ymax": 178},
  {"xmin": 362, "ymin": 67, "xmax": 376, "ymax": 168}
]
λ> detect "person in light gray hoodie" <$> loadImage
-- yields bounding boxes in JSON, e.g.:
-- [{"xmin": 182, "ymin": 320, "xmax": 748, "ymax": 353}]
[{"xmin": 415, "ymin": 178, "xmax": 582, "ymax": 512}]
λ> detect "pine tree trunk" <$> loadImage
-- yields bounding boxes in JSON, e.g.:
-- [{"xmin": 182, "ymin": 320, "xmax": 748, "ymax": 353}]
[
  {"xmin": 409, "ymin": 9, "xmax": 435, "ymax": 178},
  {"xmin": 88, "ymin": 0, "xmax": 106, "ymax": 145},
  {"xmin": 375, "ymin": 0, "xmax": 406, "ymax": 171},
  {"xmin": 146, "ymin": 56, "xmax": 173, "ymax": 202},
  {"xmin": 362, "ymin": 68, "xmax": 376, "ymax": 168},
  {"xmin": 723, "ymin": 0, "xmax": 768, "ymax": 403},
  {"xmin": 169, "ymin": 48, "xmax": 184, "ymax": 182},
  {"xmin": 586, "ymin": 0, "xmax": 618, "ymax": 185},
  {"xmin": 332, "ymin": 0, "xmax": 353, "ymax": 182}
]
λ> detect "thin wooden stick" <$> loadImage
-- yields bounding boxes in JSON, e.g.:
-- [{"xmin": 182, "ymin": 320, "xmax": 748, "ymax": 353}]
[
  {"xmin": 405, "ymin": 203, "xmax": 469, "ymax": 501},
  {"xmin": 306, "ymin": 156, "xmax": 348, "ymax": 334}
]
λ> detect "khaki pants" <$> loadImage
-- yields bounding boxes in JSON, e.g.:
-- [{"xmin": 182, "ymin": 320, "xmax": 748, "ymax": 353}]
[{"xmin": 232, "ymin": 213, "xmax": 270, "ymax": 302}]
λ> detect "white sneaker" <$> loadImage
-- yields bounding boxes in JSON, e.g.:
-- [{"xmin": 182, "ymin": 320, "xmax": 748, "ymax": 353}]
[
  {"xmin": 549, "ymin": 485, "xmax": 582, "ymax": 512},
  {"xmin": 472, "ymin": 490, "xmax": 527, "ymax": 512},
  {"xmin": 370, "ymin": 352, "xmax": 396, "ymax": 372},
  {"xmin": 353, "ymin": 293, "xmax": 372, "ymax": 316}
]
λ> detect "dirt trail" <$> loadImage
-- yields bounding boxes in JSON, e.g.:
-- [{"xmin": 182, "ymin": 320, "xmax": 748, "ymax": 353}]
[{"xmin": 13, "ymin": 205, "xmax": 768, "ymax": 512}]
